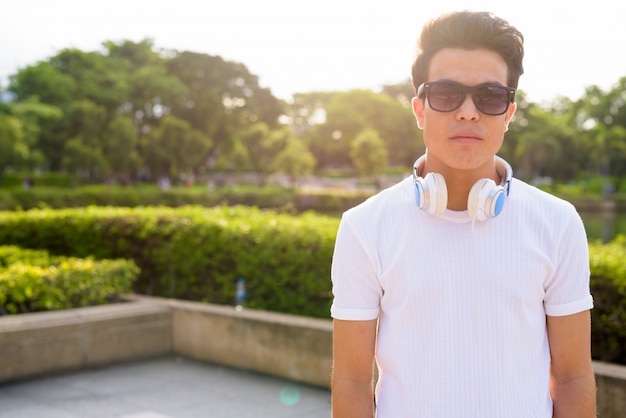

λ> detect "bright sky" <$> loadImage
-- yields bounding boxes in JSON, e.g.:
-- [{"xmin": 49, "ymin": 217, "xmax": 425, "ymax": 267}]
[{"xmin": 1, "ymin": 0, "xmax": 625, "ymax": 105}]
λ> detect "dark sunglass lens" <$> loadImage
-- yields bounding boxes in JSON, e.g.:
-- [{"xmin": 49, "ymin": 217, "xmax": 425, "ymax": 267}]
[
  {"xmin": 428, "ymin": 83, "xmax": 464, "ymax": 111},
  {"xmin": 475, "ymin": 86, "xmax": 510, "ymax": 115}
]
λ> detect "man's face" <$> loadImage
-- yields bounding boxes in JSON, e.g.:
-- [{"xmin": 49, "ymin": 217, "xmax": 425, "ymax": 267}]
[{"xmin": 411, "ymin": 48, "xmax": 516, "ymax": 178}]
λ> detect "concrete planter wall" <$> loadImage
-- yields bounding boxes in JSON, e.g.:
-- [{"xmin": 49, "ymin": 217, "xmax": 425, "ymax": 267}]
[
  {"xmin": 169, "ymin": 298, "xmax": 332, "ymax": 387},
  {"xmin": 0, "ymin": 295, "xmax": 623, "ymax": 416},
  {"xmin": 0, "ymin": 299, "xmax": 172, "ymax": 382},
  {"xmin": 0, "ymin": 295, "xmax": 332, "ymax": 388}
]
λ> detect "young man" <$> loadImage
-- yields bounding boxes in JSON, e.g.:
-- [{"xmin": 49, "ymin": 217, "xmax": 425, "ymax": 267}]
[{"xmin": 330, "ymin": 11, "xmax": 596, "ymax": 418}]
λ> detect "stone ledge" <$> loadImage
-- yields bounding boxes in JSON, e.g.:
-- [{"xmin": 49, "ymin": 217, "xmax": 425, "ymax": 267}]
[
  {"xmin": 0, "ymin": 299, "xmax": 172, "ymax": 383},
  {"xmin": 0, "ymin": 294, "xmax": 333, "ymax": 388},
  {"xmin": 594, "ymin": 361, "xmax": 626, "ymax": 417},
  {"xmin": 124, "ymin": 294, "xmax": 333, "ymax": 387},
  {"xmin": 171, "ymin": 298, "xmax": 332, "ymax": 387}
]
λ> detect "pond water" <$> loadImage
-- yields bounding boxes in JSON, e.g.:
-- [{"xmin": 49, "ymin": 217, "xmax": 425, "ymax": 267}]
[{"xmin": 580, "ymin": 212, "xmax": 626, "ymax": 243}]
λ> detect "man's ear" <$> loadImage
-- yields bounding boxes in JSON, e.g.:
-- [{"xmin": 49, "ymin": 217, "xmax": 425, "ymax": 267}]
[
  {"xmin": 504, "ymin": 102, "xmax": 517, "ymax": 132},
  {"xmin": 412, "ymin": 97, "xmax": 425, "ymax": 129}
]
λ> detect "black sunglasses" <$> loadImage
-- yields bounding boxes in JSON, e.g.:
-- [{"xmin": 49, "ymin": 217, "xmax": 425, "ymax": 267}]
[{"xmin": 417, "ymin": 81, "xmax": 516, "ymax": 116}]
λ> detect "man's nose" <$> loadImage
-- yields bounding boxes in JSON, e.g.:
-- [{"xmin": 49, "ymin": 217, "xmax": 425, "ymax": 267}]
[{"xmin": 456, "ymin": 93, "xmax": 480, "ymax": 120}]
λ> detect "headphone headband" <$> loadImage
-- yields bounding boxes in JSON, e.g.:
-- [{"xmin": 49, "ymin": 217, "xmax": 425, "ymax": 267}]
[{"xmin": 495, "ymin": 156, "xmax": 513, "ymax": 196}]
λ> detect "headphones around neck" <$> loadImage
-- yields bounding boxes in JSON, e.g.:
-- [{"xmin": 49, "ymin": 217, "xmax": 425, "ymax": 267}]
[{"xmin": 412, "ymin": 155, "xmax": 513, "ymax": 220}]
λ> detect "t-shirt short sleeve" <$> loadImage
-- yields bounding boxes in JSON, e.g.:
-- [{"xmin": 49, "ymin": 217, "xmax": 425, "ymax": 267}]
[
  {"xmin": 543, "ymin": 210, "xmax": 594, "ymax": 316},
  {"xmin": 330, "ymin": 214, "xmax": 382, "ymax": 321}
]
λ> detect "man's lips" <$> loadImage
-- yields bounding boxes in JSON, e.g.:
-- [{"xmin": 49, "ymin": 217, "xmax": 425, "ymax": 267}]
[{"xmin": 450, "ymin": 133, "xmax": 482, "ymax": 143}]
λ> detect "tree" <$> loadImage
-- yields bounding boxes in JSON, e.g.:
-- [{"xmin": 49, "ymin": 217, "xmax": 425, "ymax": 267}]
[
  {"xmin": 503, "ymin": 91, "xmax": 583, "ymax": 184},
  {"xmin": 514, "ymin": 106, "xmax": 563, "ymax": 180},
  {"xmin": 349, "ymin": 128, "xmax": 389, "ymax": 185},
  {"xmin": 211, "ymin": 138, "xmax": 251, "ymax": 173},
  {"xmin": 9, "ymin": 99, "xmax": 62, "ymax": 171},
  {"xmin": 142, "ymin": 115, "xmax": 212, "ymax": 179},
  {"xmin": 60, "ymin": 99, "xmax": 109, "ymax": 180},
  {"xmin": 8, "ymin": 62, "xmax": 77, "ymax": 106},
  {"xmin": 273, "ymin": 138, "xmax": 317, "ymax": 186},
  {"xmin": 125, "ymin": 64, "xmax": 187, "ymax": 129},
  {"xmin": 104, "ymin": 39, "xmax": 162, "ymax": 71},
  {"xmin": 8, "ymin": 49, "xmax": 129, "ymax": 171},
  {"xmin": 48, "ymin": 48, "xmax": 129, "ymax": 115},
  {"xmin": 166, "ymin": 51, "xmax": 283, "ymax": 164},
  {"xmin": 101, "ymin": 115, "xmax": 139, "ymax": 180},
  {"xmin": 573, "ymin": 78, "xmax": 626, "ymax": 190},
  {"xmin": 4, "ymin": 36, "xmax": 626, "ymax": 187},
  {"xmin": 585, "ymin": 123, "xmax": 626, "ymax": 193},
  {"xmin": 239, "ymin": 123, "xmax": 289, "ymax": 185},
  {"xmin": 178, "ymin": 129, "xmax": 213, "ymax": 175},
  {"xmin": 381, "ymin": 79, "xmax": 415, "ymax": 107},
  {"xmin": 305, "ymin": 89, "xmax": 420, "ymax": 170},
  {"xmin": 0, "ymin": 115, "xmax": 30, "ymax": 181},
  {"xmin": 283, "ymin": 91, "xmax": 334, "ymax": 137},
  {"xmin": 62, "ymin": 136, "xmax": 108, "ymax": 180},
  {"xmin": 104, "ymin": 40, "xmax": 188, "ymax": 132}
]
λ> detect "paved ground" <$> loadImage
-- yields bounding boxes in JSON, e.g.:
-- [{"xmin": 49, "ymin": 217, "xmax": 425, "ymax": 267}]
[{"xmin": 0, "ymin": 356, "xmax": 331, "ymax": 418}]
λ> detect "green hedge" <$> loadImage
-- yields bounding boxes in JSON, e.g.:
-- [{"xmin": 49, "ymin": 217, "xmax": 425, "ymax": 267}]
[
  {"xmin": 589, "ymin": 236, "xmax": 626, "ymax": 364},
  {"xmin": 0, "ymin": 184, "xmax": 372, "ymax": 215},
  {"xmin": 0, "ymin": 206, "xmax": 338, "ymax": 318},
  {"xmin": 0, "ymin": 207, "xmax": 623, "ymax": 364},
  {"xmin": 1, "ymin": 173, "xmax": 76, "ymax": 188},
  {"xmin": 0, "ymin": 245, "xmax": 138, "ymax": 314}
]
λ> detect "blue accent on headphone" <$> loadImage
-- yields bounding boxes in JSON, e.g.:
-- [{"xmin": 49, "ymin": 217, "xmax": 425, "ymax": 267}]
[
  {"xmin": 494, "ymin": 192, "xmax": 506, "ymax": 216},
  {"xmin": 414, "ymin": 183, "xmax": 423, "ymax": 208}
]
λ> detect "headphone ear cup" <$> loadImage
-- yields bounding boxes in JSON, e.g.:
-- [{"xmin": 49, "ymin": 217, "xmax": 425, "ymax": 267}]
[
  {"xmin": 424, "ymin": 173, "xmax": 447, "ymax": 215},
  {"xmin": 468, "ymin": 179, "xmax": 506, "ymax": 220},
  {"xmin": 414, "ymin": 173, "xmax": 448, "ymax": 215}
]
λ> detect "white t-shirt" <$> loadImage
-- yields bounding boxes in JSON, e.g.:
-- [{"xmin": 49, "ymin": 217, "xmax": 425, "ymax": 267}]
[{"xmin": 331, "ymin": 176, "xmax": 593, "ymax": 418}]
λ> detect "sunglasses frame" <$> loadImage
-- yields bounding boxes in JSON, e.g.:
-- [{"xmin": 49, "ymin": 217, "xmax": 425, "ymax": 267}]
[{"xmin": 417, "ymin": 81, "xmax": 516, "ymax": 116}]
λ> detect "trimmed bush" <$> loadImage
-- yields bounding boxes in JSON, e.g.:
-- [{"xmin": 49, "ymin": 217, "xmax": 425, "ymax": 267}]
[
  {"xmin": 0, "ymin": 206, "xmax": 339, "ymax": 318},
  {"xmin": 1, "ymin": 173, "xmax": 76, "ymax": 189},
  {"xmin": 589, "ymin": 235, "xmax": 626, "ymax": 363},
  {"xmin": 0, "ymin": 245, "xmax": 139, "ymax": 314},
  {"xmin": 0, "ymin": 184, "xmax": 371, "ymax": 215}
]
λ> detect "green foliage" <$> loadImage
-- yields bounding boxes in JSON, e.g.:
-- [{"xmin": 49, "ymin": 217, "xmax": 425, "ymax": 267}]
[
  {"xmin": 0, "ymin": 245, "xmax": 138, "ymax": 314},
  {"xmin": 0, "ymin": 114, "xmax": 29, "ymax": 173},
  {"xmin": 350, "ymin": 128, "xmax": 389, "ymax": 179},
  {"xmin": 5, "ymin": 41, "xmax": 283, "ymax": 181},
  {"xmin": 8, "ymin": 61, "xmax": 77, "ymax": 106},
  {"xmin": 303, "ymin": 89, "xmax": 421, "ymax": 169},
  {"xmin": 0, "ymin": 184, "xmax": 373, "ymax": 215},
  {"xmin": 0, "ymin": 206, "xmax": 338, "ymax": 318},
  {"xmin": 143, "ymin": 115, "xmax": 212, "ymax": 178},
  {"xmin": 9, "ymin": 98, "xmax": 63, "ymax": 171},
  {"xmin": 5, "ymin": 38, "xmax": 626, "ymax": 185},
  {"xmin": 589, "ymin": 235, "xmax": 626, "ymax": 363},
  {"xmin": 239, "ymin": 123, "xmax": 289, "ymax": 184},
  {"xmin": 101, "ymin": 115, "xmax": 139, "ymax": 176},
  {"xmin": 584, "ymin": 176, "xmax": 610, "ymax": 195},
  {"xmin": 273, "ymin": 138, "xmax": 317, "ymax": 185}
]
